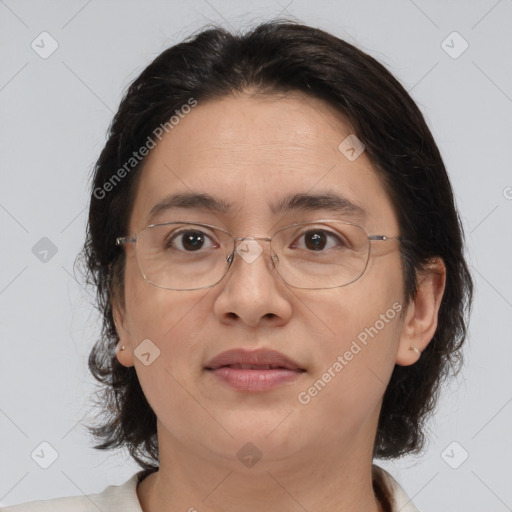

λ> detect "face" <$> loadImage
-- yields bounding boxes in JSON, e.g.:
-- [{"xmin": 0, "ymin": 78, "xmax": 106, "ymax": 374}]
[{"xmin": 115, "ymin": 92, "xmax": 408, "ymax": 471}]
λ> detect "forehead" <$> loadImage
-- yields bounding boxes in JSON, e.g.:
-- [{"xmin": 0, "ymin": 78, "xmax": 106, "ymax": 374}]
[{"xmin": 129, "ymin": 92, "xmax": 399, "ymax": 233}]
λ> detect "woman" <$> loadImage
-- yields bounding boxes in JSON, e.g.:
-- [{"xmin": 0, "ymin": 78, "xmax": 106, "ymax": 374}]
[{"xmin": 3, "ymin": 20, "xmax": 472, "ymax": 512}]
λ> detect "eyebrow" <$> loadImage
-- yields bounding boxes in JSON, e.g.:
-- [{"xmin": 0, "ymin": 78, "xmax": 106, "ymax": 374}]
[
  {"xmin": 147, "ymin": 191, "xmax": 366, "ymax": 223},
  {"xmin": 147, "ymin": 193, "xmax": 231, "ymax": 223},
  {"xmin": 271, "ymin": 192, "xmax": 366, "ymax": 221}
]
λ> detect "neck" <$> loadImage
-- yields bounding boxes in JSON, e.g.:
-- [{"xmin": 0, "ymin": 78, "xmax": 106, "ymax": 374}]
[{"xmin": 137, "ymin": 425, "xmax": 385, "ymax": 512}]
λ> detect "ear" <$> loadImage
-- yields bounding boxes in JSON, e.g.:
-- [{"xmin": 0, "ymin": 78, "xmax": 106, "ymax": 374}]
[
  {"xmin": 112, "ymin": 299, "xmax": 135, "ymax": 368},
  {"xmin": 396, "ymin": 258, "xmax": 446, "ymax": 366}
]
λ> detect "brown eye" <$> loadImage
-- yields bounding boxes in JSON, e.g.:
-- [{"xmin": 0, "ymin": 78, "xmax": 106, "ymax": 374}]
[
  {"xmin": 304, "ymin": 231, "xmax": 327, "ymax": 251},
  {"xmin": 180, "ymin": 231, "xmax": 206, "ymax": 251},
  {"xmin": 166, "ymin": 229, "xmax": 218, "ymax": 252},
  {"xmin": 293, "ymin": 229, "xmax": 346, "ymax": 251}
]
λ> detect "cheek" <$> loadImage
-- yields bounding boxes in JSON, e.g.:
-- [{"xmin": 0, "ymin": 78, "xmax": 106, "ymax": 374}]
[
  {"xmin": 123, "ymin": 285, "xmax": 213, "ymax": 433},
  {"xmin": 123, "ymin": 253, "xmax": 199, "ymax": 338},
  {"xmin": 311, "ymin": 292, "xmax": 402, "ymax": 372},
  {"xmin": 123, "ymin": 257, "xmax": 211, "ymax": 378},
  {"xmin": 306, "ymin": 252, "xmax": 404, "ymax": 354},
  {"xmin": 297, "ymin": 260, "xmax": 404, "ymax": 416},
  {"xmin": 296, "ymin": 299, "xmax": 402, "ymax": 439}
]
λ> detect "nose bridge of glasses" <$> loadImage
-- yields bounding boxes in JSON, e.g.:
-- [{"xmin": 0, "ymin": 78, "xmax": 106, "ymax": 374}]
[
  {"xmin": 232, "ymin": 236, "xmax": 273, "ymax": 257},
  {"xmin": 233, "ymin": 236, "xmax": 272, "ymax": 242},
  {"xmin": 228, "ymin": 235, "xmax": 278, "ymax": 268}
]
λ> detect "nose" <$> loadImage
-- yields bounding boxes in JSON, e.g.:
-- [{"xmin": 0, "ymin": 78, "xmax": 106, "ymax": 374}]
[{"xmin": 212, "ymin": 237, "xmax": 292, "ymax": 328}]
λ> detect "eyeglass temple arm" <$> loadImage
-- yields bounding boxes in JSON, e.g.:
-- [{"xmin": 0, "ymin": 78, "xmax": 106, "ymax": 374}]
[
  {"xmin": 368, "ymin": 235, "xmax": 401, "ymax": 241},
  {"xmin": 116, "ymin": 236, "xmax": 136, "ymax": 245}
]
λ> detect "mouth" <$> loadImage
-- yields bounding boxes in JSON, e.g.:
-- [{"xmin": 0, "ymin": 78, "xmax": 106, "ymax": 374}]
[
  {"xmin": 205, "ymin": 348, "xmax": 306, "ymax": 392},
  {"xmin": 214, "ymin": 363, "xmax": 297, "ymax": 370}
]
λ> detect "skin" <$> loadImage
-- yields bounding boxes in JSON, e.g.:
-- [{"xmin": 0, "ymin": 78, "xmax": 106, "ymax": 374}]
[{"xmin": 114, "ymin": 91, "xmax": 446, "ymax": 512}]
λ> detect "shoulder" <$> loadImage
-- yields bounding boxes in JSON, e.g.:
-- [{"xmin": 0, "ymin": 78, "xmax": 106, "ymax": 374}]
[
  {"xmin": 0, "ymin": 472, "xmax": 144, "ymax": 512},
  {"xmin": 373, "ymin": 465, "xmax": 421, "ymax": 512}
]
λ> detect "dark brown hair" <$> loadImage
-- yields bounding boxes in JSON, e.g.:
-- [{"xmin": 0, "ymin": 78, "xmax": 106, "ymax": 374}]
[{"xmin": 80, "ymin": 20, "xmax": 473, "ymax": 473}]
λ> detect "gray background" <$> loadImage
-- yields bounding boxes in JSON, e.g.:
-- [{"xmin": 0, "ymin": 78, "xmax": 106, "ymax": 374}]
[{"xmin": 1, "ymin": 0, "xmax": 511, "ymax": 510}]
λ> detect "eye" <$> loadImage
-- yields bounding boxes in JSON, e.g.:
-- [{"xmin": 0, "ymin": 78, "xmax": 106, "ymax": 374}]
[
  {"xmin": 291, "ymin": 228, "xmax": 347, "ymax": 251},
  {"xmin": 165, "ymin": 229, "xmax": 219, "ymax": 252}
]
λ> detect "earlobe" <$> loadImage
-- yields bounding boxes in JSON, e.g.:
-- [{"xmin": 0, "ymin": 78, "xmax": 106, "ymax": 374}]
[
  {"xmin": 396, "ymin": 258, "xmax": 446, "ymax": 366},
  {"xmin": 112, "ymin": 302, "xmax": 135, "ymax": 368}
]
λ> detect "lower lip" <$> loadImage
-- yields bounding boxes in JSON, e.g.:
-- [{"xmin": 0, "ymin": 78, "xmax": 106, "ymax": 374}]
[{"xmin": 207, "ymin": 367, "xmax": 304, "ymax": 392}]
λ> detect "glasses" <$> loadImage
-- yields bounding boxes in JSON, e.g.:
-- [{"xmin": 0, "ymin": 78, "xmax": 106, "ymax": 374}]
[{"xmin": 115, "ymin": 220, "xmax": 401, "ymax": 291}]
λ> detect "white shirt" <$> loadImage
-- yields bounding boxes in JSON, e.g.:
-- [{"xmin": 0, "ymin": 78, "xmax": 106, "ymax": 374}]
[{"xmin": 1, "ymin": 466, "xmax": 420, "ymax": 511}]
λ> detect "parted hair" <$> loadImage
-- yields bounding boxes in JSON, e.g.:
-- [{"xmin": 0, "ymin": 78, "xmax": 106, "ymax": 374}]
[{"xmin": 81, "ymin": 20, "xmax": 473, "ymax": 472}]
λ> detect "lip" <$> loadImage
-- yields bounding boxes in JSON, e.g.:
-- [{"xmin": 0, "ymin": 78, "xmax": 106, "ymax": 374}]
[{"xmin": 205, "ymin": 348, "xmax": 306, "ymax": 392}]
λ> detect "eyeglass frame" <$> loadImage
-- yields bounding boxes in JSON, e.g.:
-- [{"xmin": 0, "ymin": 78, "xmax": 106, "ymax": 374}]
[{"xmin": 115, "ymin": 219, "xmax": 402, "ymax": 291}]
